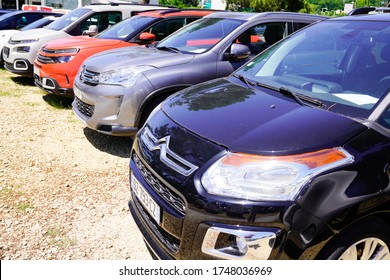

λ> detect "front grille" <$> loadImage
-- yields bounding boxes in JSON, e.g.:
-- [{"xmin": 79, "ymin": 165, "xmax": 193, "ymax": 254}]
[
  {"xmin": 37, "ymin": 53, "xmax": 56, "ymax": 64},
  {"xmin": 133, "ymin": 153, "xmax": 186, "ymax": 216},
  {"xmin": 4, "ymin": 62, "xmax": 14, "ymax": 71},
  {"xmin": 74, "ymin": 96, "xmax": 94, "ymax": 117},
  {"xmin": 80, "ymin": 67, "xmax": 99, "ymax": 86}
]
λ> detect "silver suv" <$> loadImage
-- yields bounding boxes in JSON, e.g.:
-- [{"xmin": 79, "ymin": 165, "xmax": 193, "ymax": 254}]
[
  {"xmin": 73, "ymin": 12, "xmax": 326, "ymax": 136},
  {"xmin": 2, "ymin": 3, "xmax": 170, "ymax": 76}
]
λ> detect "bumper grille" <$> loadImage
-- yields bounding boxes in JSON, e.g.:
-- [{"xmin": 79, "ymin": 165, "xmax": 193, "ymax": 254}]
[
  {"xmin": 4, "ymin": 62, "xmax": 14, "ymax": 71},
  {"xmin": 133, "ymin": 153, "xmax": 186, "ymax": 216},
  {"xmin": 37, "ymin": 54, "xmax": 56, "ymax": 64},
  {"xmin": 74, "ymin": 96, "xmax": 94, "ymax": 117},
  {"xmin": 80, "ymin": 67, "xmax": 99, "ymax": 86}
]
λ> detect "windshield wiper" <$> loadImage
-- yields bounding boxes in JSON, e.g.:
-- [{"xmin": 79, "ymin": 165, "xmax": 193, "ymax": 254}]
[
  {"xmin": 156, "ymin": 46, "xmax": 180, "ymax": 53},
  {"xmin": 233, "ymin": 74, "xmax": 255, "ymax": 88},
  {"xmin": 255, "ymin": 81, "xmax": 323, "ymax": 108}
]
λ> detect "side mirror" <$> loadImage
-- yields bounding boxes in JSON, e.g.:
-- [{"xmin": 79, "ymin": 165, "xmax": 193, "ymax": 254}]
[
  {"xmin": 226, "ymin": 43, "xmax": 251, "ymax": 60},
  {"xmin": 139, "ymin": 32, "xmax": 156, "ymax": 45},
  {"xmin": 82, "ymin": 25, "xmax": 98, "ymax": 37}
]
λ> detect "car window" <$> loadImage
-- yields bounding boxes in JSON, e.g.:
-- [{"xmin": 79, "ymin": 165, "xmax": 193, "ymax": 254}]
[
  {"xmin": 157, "ymin": 18, "xmax": 244, "ymax": 54},
  {"xmin": 148, "ymin": 18, "xmax": 185, "ymax": 41},
  {"xmin": 45, "ymin": 8, "xmax": 91, "ymax": 31},
  {"xmin": 97, "ymin": 15, "xmax": 155, "ymax": 40},
  {"xmin": 233, "ymin": 22, "xmax": 287, "ymax": 57},
  {"xmin": 236, "ymin": 20, "xmax": 390, "ymax": 120},
  {"xmin": 79, "ymin": 11, "xmax": 122, "ymax": 34},
  {"xmin": 379, "ymin": 103, "xmax": 390, "ymax": 128}
]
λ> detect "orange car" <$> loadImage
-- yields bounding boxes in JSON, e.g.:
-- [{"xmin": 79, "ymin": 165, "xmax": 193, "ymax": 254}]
[{"xmin": 33, "ymin": 9, "xmax": 214, "ymax": 97}]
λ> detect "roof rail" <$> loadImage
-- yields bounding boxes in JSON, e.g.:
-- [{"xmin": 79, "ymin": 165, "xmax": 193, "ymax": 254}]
[
  {"xmin": 346, "ymin": 6, "xmax": 390, "ymax": 15},
  {"xmin": 89, "ymin": 2, "xmax": 176, "ymax": 8}
]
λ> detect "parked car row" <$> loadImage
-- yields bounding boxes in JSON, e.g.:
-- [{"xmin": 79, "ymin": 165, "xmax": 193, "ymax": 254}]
[
  {"xmin": 2, "ymin": 2, "xmax": 172, "ymax": 76},
  {"xmin": 2, "ymin": 4, "xmax": 389, "ymax": 261}
]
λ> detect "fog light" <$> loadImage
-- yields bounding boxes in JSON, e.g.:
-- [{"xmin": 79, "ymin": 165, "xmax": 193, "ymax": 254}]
[
  {"xmin": 235, "ymin": 236, "xmax": 248, "ymax": 254},
  {"xmin": 202, "ymin": 225, "xmax": 277, "ymax": 260},
  {"xmin": 17, "ymin": 46, "xmax": 30, "ymax": 53}
]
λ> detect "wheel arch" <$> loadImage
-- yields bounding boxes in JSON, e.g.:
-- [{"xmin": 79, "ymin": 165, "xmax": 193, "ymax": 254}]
[{"xmin": 135, "ymin": 84, "xmax": 191, "ymax": 128}]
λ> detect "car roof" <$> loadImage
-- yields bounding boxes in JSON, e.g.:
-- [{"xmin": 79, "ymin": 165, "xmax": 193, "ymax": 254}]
[
  {"xmin": 0, "ymin": 10, "xmax": 60, "ymax": 18},
  {"xmin": 134, "ymin": 8, "xmax": 215, "ymax": 18},
  {"xmin": 331, "ymin": 12, "xmax": 390, "ymax": 22},
  {"xmin": 81, "ymin": 3, "xmax": 175, "ymax": 13},
  {"xmin": 204, "ymin": 11, "xmax": 327, "ymax": 21}
]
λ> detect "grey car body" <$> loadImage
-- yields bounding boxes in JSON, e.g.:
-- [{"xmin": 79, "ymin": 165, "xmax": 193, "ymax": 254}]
[{"xmin": 73, "ymin": 12, "xmax": 326, "ymax": 136}]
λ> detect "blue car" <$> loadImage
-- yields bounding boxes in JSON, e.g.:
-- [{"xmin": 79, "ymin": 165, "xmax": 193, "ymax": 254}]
[
  {"xmin": 129, "ymin": 13, "xmax": 390, "ymax": 260},
  {"xmin": 0, "ymin": 10, "xmax": 61, "ymax": 30}
]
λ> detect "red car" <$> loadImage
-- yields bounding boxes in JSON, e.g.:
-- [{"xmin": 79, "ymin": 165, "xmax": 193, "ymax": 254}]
[{"xmin": 33, "ymin": 9, "xmax": 214, "ymax": 98}]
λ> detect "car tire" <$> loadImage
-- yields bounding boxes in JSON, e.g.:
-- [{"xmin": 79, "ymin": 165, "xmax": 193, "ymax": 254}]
[{"xmin": 316, "ymin": 217, "xmax": 390, "ymax": 260}]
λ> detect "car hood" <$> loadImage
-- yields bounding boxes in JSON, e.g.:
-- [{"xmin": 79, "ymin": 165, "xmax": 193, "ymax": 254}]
[
  {"xmin": 161, "ymin": 78, "xmax": 367, "ymax": 155},
  {"xmin": 43, "ymin": 36, "xmax": 129, "ymax": 50},
  {"xmin": 83, "ymin": 46, "xmax": 194, "ymax": 72},
  {"xmin": 10, "ymin": 28, "xmax": 68, "ymax": 40}
]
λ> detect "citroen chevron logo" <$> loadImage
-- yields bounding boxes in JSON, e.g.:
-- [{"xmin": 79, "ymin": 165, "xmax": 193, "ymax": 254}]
[{"xmin": 140, "ymin": 127, "xmax": 198, "ymax": 176}]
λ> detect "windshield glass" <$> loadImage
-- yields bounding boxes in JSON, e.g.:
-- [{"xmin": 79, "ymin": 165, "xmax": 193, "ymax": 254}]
[
  {"xmin": 236, "ymin": 19, "xmax": 390, "ymax": 119},
  {"xmin": 157, "ymin": 17, "xmax": 243, "ymax": 54},
  {"xmin": 21, "ymin": 17, "xmax": 55, "ymax": 31},
  {"xmin": 96, "ymin": 16, "xmax": 156, "ymax": 40},
  {"xmin": 45, "ymin": 8, "xmax": 90, "ymax": 31}
]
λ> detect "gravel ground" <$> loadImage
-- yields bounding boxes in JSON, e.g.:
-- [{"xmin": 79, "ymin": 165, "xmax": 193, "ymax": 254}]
[{"xmin": 0, "ymin": 70, "xmax": 152, "ymax": 260}]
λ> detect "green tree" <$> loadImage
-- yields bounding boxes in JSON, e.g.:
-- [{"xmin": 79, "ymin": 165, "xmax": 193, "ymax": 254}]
[
  {"xmin": 226, "ymin": 0, "xmax": 305, "ymax": 12},
  {"xmin": 159, "ymin": 0, "xmax": 200, "ymax": 8}
]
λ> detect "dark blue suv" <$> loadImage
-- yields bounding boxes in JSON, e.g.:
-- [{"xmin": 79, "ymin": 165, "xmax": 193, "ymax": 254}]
[{"xmin": 129, "ymin": 13, "xmax": 390, "ymax": 260}]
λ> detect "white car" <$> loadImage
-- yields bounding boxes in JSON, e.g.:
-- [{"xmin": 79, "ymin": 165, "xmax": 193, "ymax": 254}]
[
  {"xmin": 0, "ymin": 15, "xmax": 60, "ymax": 66},
  {"xmin": 2, "ymin": 3, "xmax": 170, "ymax": 76}
]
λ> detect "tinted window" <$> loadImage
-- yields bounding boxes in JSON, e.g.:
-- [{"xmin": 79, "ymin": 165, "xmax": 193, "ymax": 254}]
[
  {"xmin": 80, "ymin": 11, "xmax": 122, "ymax": 34},
  {"xmin": 157, "ymin": 18, "xmax": 243, "ymax": 53},
  {"xmin": 147, "ymin": 18, "xmax": 185, "ymax": 41}
]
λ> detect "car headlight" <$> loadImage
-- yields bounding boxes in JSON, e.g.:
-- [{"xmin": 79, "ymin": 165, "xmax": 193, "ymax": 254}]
[
  {"xmin": 201, "ymin": 147, "xmax": 354, "ymax": 201},
  {"xmin": 12, "ymin": 39, "xmax": 39, "ymax": 44},
  {"xmin": 99, "ymin": 66, "xmax": 155, "ymax": 87},
  {"xmin": 54, "ymin": 56, "xmax": 75, "ymax": 63}
]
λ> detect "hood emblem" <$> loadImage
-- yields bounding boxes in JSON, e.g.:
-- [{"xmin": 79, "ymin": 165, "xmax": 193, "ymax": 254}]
[{"xmin": 140, "ymin": 127, "xmax": 198, "ymax": 176}]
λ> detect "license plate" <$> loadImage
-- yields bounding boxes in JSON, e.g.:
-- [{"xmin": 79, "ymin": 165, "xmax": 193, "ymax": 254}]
[
  {"xmin": 73, "ymin": 85, "xmax": 83, "ymax": 100},
  {"xmin": 33, "ymin": 66, "xmax": 40, "ymax": 77},
  {"xmin": 131, "ymin": 172, "xmax": 161, "ymax": 224}
]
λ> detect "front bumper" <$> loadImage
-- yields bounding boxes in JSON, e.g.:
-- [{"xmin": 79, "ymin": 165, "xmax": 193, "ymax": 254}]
[
  {"xmin": 72, "ymin": 75, "xmax": 155, "ymax": 136},
  {"xmin": 33, "ymin": 62, "xmax": 74, "ymax": 98},
  {"xmin": 3, "ymin": 44, "xmax": 37, "ymax": 76}
]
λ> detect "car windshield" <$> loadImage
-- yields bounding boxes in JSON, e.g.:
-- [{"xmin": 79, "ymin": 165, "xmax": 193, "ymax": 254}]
[
  {"xmin": 44, "ymin": 8, "xmax": 90, "ymax": 31},
  {"xmin": 236, "ymin": 19, "xmax": 390, "ymax": 119},
  {"xmin": 157, "ymin": 17, "xmax": 243, "ymax": 54},
  {"xmin": 96, "ymin": 16, "xmax": 157, "ymax": 40},
  {"xmin": 20, "ymin": 17, "xmax": 56, "ymax": 31}
]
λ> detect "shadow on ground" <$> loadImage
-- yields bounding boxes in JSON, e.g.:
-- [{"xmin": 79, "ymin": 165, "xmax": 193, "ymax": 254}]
[
  {"xmin": 83, "ymin": 127, "xmax": 133, "ymax": 158},
  {"xmin": 42, "ymin": 94, "xmax": 73, "ymax": 109},
  {"xmin": 11, "ymin": 76, "xmax": 35, "ymax": 86}
]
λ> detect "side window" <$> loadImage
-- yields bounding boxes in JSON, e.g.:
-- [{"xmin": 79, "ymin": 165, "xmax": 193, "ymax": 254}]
[
  {"xmin": 233, "ymin": 22, "xmax": 287, "ymax": 57},
  {"xmin": 293, "ymin": 22, "xmax": 310, "ymax": 32},
  {"xmin": 80, "ymin": 12, "xmax": 122, "ymax": 34},
  {"xmin": 379, "ymin": 104, "xmax": 390, "ymax": 128},
  {"xmin": 149, "ymin": 19, "xmax": 185, "ymax": 41},
  {"xmin": 22, "ymin": 14, "xmax": 42, "ymax": 26}
]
